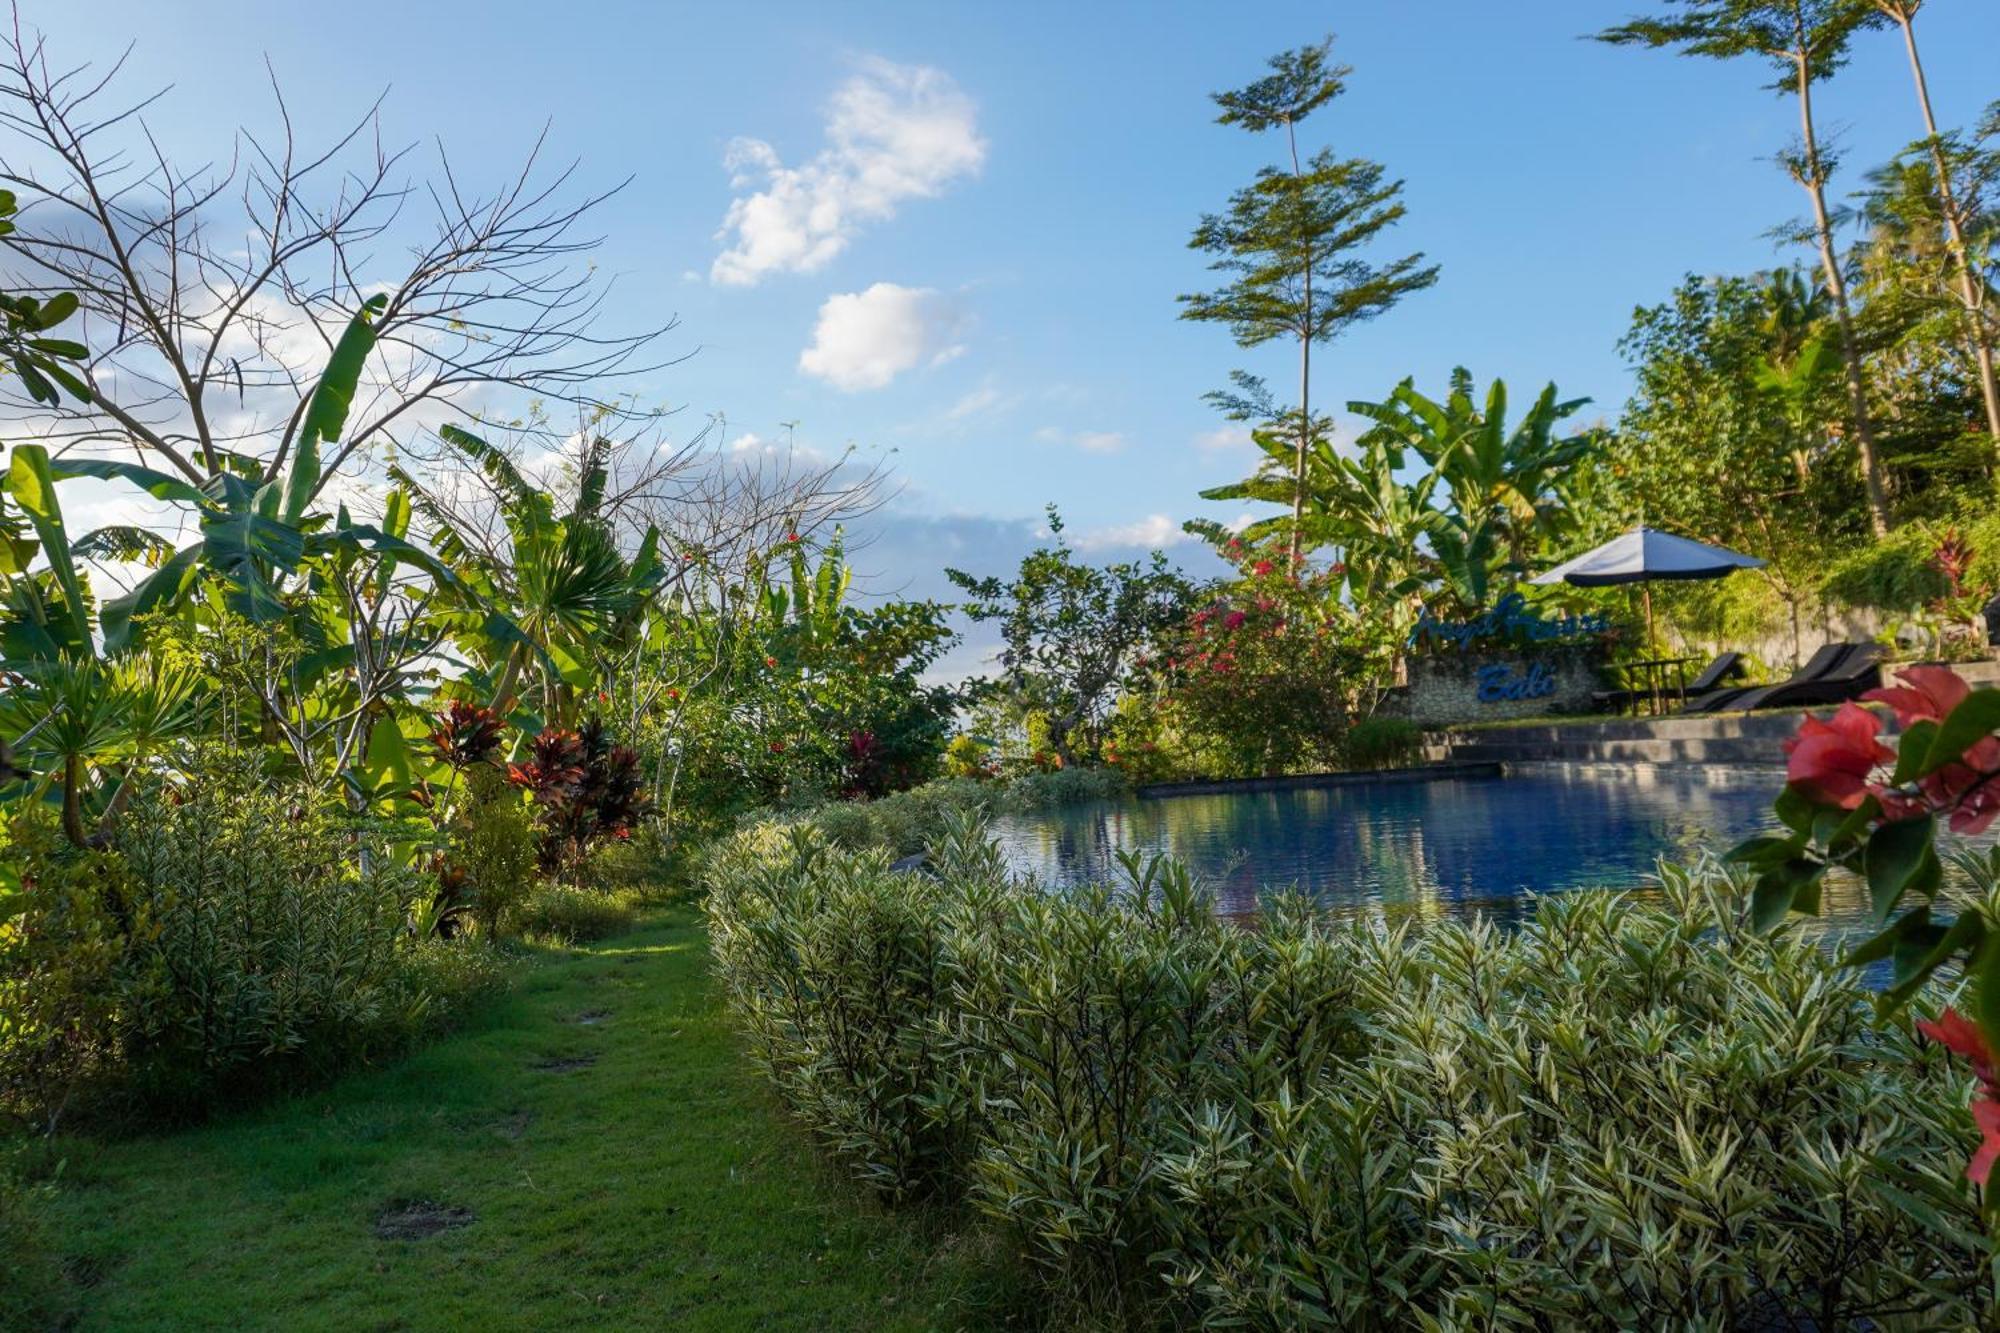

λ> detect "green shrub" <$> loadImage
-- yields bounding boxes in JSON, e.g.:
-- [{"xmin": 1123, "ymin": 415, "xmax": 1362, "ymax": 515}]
[
  {"xmin": 511, "ymin": 883, "xmax": 639, "ymax": 943},
  {"xmin": 111, "ymin": 775, "xmax": 432, "ymax": 1108},
  {"xmin": 442, "ymin": 768, "xmax": 541, "ymax": 938},
  {"xmin": 0, "ymin": 815, "xmax": 136, "ymax": 1125},
  {"xmin": 706, "ymin": 816, "xmax": 1993, "ymax": 1327},
  {"xmin": 2, "ymin": 757, "xmax": 512, "ymax": 1122},
  {"xmin": 746, "ymin": 769, "xmax": 1128, "ymax": 862},
  {"xmin": 1345, "ymin": 715, "xmax": 1422, "ymax": 769},
  {"xmin": 1821, "ymin": 524, "xmax": 1953, "ymax": 613}
]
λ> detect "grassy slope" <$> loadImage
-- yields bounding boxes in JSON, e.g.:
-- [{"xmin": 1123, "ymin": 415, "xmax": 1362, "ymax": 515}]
[{"xmin": 42, "ymin": 907, "xmax": 1006, "ymax": 1332}]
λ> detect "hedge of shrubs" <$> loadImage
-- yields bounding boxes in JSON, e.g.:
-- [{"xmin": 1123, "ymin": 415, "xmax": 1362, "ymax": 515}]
[
  {"xmin": 0, "ymin": 755, "xmax": 509, "ymax": 1127},
  {"xmin": 705, "ymin": 811, "xmax": 1994, "ymax": 1328}
]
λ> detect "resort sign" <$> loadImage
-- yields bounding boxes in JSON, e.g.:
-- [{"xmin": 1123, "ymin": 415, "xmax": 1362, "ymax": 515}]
[{"xmin": 1409, "ymin": 592, "xmax": 1612, "ymax": 654}]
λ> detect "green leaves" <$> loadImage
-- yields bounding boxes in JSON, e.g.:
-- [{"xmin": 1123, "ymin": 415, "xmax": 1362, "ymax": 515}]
[
  {"xmin": 6, "ymin": 445, "xmax": 92, "ymax": 658},
  {"xmin": 1748, "ymin": 856, "xmax": 1825, "ymax": 932},
  {"xmin": 284, "ymin": 293, "xmax": 387, "ymax": 523},
  {"xmin": 1916, "ymin": 688, "xmax": 2000, "ymax": 777},
  {"xmin": 1864, "ymin": 815, "xmax": 1936, "ymax": 921}
]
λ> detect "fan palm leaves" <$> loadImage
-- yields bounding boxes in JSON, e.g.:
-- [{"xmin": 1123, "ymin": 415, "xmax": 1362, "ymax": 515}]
[{"xmin": 403, "ymin": 424, "xmax": 666, "ymax": 723}]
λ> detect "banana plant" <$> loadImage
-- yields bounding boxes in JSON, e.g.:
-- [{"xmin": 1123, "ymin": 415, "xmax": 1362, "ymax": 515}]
[
  {"xmin": 399, "ymin": 424, "xmax": 666, "ymax": 729},
  {"xmin": 1346, "ymin": 369, "xmax": 1596, "ymax": 614},
  {"xmin": 0, "ymin": 445, "xmax": 201, "ymax": 844}
]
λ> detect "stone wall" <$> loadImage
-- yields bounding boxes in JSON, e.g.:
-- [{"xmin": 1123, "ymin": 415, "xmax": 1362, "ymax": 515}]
[{"xmin": 1401, "ymin": 645, "xmax": 1607, "ymax": 727}]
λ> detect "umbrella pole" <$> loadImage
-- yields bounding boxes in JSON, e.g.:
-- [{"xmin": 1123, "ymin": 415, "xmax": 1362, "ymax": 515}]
[{"xmin": 1644, "ymin": 583, "xmax": 1658, "ymax": 714}]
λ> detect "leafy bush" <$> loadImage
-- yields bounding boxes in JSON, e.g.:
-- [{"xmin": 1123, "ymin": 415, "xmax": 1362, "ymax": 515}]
[
  {"xmin": 442, "ymin": 769, "xmax": 541, "ymax": 938},
  {"xmin": 1, "ymin": 756, "xmax": 509, "ymax": 1122},
  {"xmin": 111, "ymin": 772, "xmax": 434, "ymax": 1108},
  {"xmin": 707, "ymin": 816, "xmax": 1994, "ymax": 1327},
  {"xmin": 757, "ymin": 769, "xmax": 1129, "ymax": 859},
  {"xmin": 1345, "ymin": 714, "xmax": 1422, "ymax": 769},
  {"xmin": 508, "ymin": 716, "xmax": 653, "ymax": 878},
  {"xmin": 0, "ymin": 815, "xmax": 136, "ymax": 1125},
  {"xmin": 510, "ymin": 883, "xmax": 639, "ymax": 943}
]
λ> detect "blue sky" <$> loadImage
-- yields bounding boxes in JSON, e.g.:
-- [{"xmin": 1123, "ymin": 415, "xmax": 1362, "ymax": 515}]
[{"xmin": 22, "ymin": 0, "xmax": 2000, "ymax": 668}]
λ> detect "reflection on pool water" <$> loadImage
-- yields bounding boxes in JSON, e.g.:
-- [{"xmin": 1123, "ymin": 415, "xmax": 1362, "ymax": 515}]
[{"xmin": 988, "ymin": 765, "xmax": 1875, "ymax": 930}]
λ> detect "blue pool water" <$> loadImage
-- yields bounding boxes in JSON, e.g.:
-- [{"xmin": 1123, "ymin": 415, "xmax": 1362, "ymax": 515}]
[{"xmin": 988, "ymin": 765, "xmax": 1859, "ymax": 928}]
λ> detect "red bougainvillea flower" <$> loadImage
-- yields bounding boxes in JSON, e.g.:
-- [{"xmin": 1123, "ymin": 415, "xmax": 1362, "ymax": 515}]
[
  {"xmin": 1223, "ymin": 610, "xmax": 1247, "ymax": 631},
  {"xmin": 1252, "ymin": 560, "xmax": 1274, "ymax": 577},
  {"xmin": 1916, "ymin": 760, "xmax": 2000, "ymax": 835},
  {"xmin": 1917, "ymin": 1008, "xmax": 2000, "ymax": 1184},
  {"xmin": 1783, "ymin": 703, "xmax": 1894, "ymax": 808},
  {"xmin": 1920, "ymin": 1008, "xmax": 1996, "ymax": 1082},
  {"xmin": 1865, "ymin": 664, "xmax": 1972, "ymax": 727}
]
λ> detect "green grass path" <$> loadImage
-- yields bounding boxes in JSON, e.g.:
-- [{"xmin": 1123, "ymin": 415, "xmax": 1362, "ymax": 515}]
[{"xmin": 43, "ymin": 907, "xmax": 998, "ymax": 1331}]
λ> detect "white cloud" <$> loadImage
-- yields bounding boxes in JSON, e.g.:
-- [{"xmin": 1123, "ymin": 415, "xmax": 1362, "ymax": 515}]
[
  {"xmin": 711, "ymin": 57, "xmax": 986, "ymax": 286},
  {"xmin": 1195, "ymin": 424, "xmax": 1253, "ymax": 455},
  {"xmin": 944, "ymin": 385, "xmax": 1004, "ymax": 421},
  {"xmin": 1073, "ymin": 513, "xmax": 1188, "ymax": 551},
  {"xmin": 1032, "ymin": 425, "xmax": 1126, "ymax": 453},
  {"xmin": 798, "ymin": 282, "xmax": 964, "ymax": 391}
]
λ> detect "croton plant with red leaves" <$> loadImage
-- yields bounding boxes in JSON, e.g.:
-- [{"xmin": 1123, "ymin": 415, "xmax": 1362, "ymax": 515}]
[{"xmin": 1730, "ymin": 663, "xmax": 2000, "ymax": 1188}]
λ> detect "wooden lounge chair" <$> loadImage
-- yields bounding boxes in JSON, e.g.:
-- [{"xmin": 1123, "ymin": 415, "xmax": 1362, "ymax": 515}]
[
  {"xmin": 1680, "ymin": 642, "xmax": 1846, "ymax": 714},
  {"xmin": 1596, "ymin": 650, "xmax": 1745, "ymax": 714},
  {"xmin": 1685, "ymin": 641, "xmax": 1885, "ymax": 715}
]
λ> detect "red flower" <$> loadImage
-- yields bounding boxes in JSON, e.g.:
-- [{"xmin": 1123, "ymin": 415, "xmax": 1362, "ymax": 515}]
[
  {"xmin": 1865, "ymin": 665, "xmax": 1970, "ymax": 727},
  {"xmin": 1920, "ymin": 1008, "xmax": 1996, "ymax": 1082},
  {"xmin": 1917, "ymin": 760, "xmax": 2000, "ymax": 835},
  {"xmin": 785, "ymin": 532, "xmax": 800, "ymax": 543},
  {"xmin": 1971, "ymin": 1101, "xmax": 2000, "ymax": 1186},
  {"xmin": 1223, "ymin": 610, "xmax": 1247, "ymax": 631},
  {"xmin": 1252, "ymin": 560, "xmax": 1273, "ymax": 577},
  {"xmin": 1783, "ymin": 703, "xmax": 1893, "ymax": 808},
  {"xmin": 764, "ymin": 656, "xmax": 778, "ymax": 669},
  {"xmin": 1918, "ymin": 1008, "xmax": 2000, "ymax": 1185},
  {"xmin": 769, "ymin": 741, "xmax": 786, "ymax": 754}
]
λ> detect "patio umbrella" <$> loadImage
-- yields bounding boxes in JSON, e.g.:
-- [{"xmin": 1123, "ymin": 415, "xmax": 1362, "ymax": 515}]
[{"xmin": 1531, "ymin": 525, "xmax": 1764, "ymax": 653}]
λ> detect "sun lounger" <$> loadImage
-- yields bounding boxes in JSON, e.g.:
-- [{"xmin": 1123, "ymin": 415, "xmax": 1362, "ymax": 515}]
[
  {"xmin": 1684, "ymin": 641, "xmax": 1885, "ymax": 715},
  {"xmin": 1597, "ymin": 650, "xmax": 1744, "ymax": 714}
]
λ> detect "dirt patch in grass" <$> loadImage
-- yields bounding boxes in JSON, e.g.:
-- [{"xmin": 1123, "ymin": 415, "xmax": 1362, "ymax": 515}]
[
  {"xmin": 490, "ymin": 1110, "xmax": 534, "ymax": 1140},
  {"xmin": 567, "ymin": 1009, "xmax": 612, "ymax": 1026},
  {"xmin": 373, "ymin": 1201, "xmax": 474, "ymax": 1241},
  {"xmin": 531, "ymin": 1054, "xmax": 598, "ymax": 1073}
]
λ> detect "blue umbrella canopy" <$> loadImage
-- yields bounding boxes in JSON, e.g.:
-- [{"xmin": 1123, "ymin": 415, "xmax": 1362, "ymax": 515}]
[{"xmin": 1531, "ymin": 526, "xmax": 1764, "ymax": 588}]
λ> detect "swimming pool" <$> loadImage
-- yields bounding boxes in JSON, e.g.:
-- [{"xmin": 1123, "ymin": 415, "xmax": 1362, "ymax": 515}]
[{"xmin": 987, "ymin": 765, "xmax": 1879, "ymax": 929}]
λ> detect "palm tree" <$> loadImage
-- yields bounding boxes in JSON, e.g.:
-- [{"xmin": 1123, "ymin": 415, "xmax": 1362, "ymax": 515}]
[
  {"xmin": 402, "ymin": 426, "xmax": 665, "ymax": 727},
  {"xmin": 1870, "ymin": 0, "xmax": 2000, "ymax": 446},
  {"xmin": 1598, "ymin": 0, "xmax": 1895, "ymax": 535}
]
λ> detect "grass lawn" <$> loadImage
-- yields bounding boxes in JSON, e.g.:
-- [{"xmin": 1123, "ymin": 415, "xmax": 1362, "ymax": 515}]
[{"xmin": 35, "ymin": 905, "xmax": 1011, "ymax": 1331}]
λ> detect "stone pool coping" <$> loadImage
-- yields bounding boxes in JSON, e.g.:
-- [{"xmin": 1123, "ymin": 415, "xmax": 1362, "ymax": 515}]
[{"xmin": 1134, "ymin": 762, "xmax": 1503, "ymax": 800}]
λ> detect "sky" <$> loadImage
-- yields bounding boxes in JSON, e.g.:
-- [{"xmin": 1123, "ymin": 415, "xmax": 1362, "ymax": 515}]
[{"xmin": 16, "ymin": 0, "xmax": 2000, "ymax": 675}]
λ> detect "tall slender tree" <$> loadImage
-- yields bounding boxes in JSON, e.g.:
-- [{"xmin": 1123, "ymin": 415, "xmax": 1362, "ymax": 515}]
[
  {"xmin": 1870, "ymin": 0, "xmax": 2000, "ymax": 448},
  {"xmin": 1179, "ymin": 37, "xmax": 1438, "ymax": 567},
  {"xmin": 1598, "ymin": 0, "xmax": 1894, "ymax": 536}
]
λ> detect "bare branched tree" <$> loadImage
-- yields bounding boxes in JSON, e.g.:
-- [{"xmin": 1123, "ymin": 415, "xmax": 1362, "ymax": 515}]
[{"xmin": 0, "ymin": 12, "xmax": 679, "ymax": 498}]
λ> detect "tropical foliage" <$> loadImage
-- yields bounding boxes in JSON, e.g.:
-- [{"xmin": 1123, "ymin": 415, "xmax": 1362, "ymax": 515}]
[{"xmin": 709, "ymin": 811, "xmax": 1995, "ymax": 1328}]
